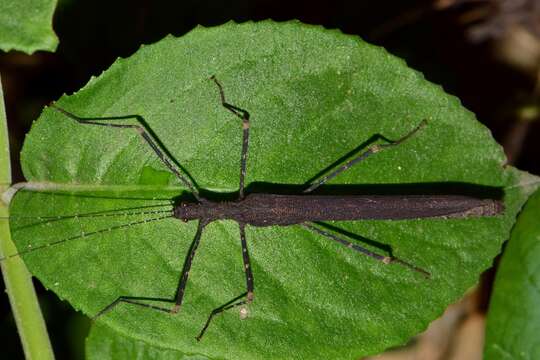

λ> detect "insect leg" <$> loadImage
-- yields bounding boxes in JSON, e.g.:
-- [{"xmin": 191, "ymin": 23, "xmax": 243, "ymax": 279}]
[
  {"xmin": 301, "ymin": 222, "xmax": 430, "ymax": 277},
  {"xmin": 93, "ymin": 219, "xmax": 208, "ymax": 319},
  {"xmin": 303, "ymin": 120, "xmax": 427, "ymax": 193},
  {"xmin": 195, "ymin": 222, "xmax": 254, "ymax": 341},
  {"xmin": 171, "ymin": 219, "xmax": 208, "ymax": 312},
  {"xmin": 50, "ymin": 104, "xmax": 201, "ymax": 201},
  {"xmin": 210, "ymin": 76, "xmax": 250, "ymax": 200},
  {"xmin": 239, "ymin": 222, "xmax": 254, "ymax": 303}
]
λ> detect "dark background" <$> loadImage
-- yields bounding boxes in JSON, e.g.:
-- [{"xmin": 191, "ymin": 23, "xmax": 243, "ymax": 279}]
[{"xmin": 1, "ymin": 1, "xmax": 539, "ymax": 358}]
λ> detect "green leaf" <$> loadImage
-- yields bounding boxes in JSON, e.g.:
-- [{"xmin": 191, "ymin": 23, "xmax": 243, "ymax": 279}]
[
  {"xmin": 9, "ymin": 22, "xmax": 533, "ymax": 359},
  {"xmin": 485, "ymin": 187, "xmax": 540, "ymax": 359},
  {"xmin": 87, "ymin": 322, "xmax": 209, "ymax": 360},
  {"xmin": 0, "ymin": 0, "xmax": 58, "ymax": 53}
]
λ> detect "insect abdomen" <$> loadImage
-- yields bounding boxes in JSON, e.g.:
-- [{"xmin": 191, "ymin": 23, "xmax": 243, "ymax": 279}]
[{"xmin": 236, "ymin": 194, "xmax": 503, "ymax": 226}]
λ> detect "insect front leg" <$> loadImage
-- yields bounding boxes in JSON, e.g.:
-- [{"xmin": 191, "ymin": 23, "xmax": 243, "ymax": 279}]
[
  {"xmin": 303, "ymin": 120, "xmax": 427, "ymax": 193},
  {"xmin": 210, "ymin": 76, "xmax": 251, "ymax": 200},
  {"xmin": 93, "ymin": 219, "xmax": 208, "ymax": 320},
  {"xmin": 50, "ymin": 104, "xmax": 201, "ymax": 201},
  {"xmin": 196, "ymin": 222, "xmax": 254, "ymax": 341}
]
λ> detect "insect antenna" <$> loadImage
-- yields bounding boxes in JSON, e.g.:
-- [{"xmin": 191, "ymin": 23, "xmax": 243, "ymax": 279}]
[
  {"xmin": 2, "ymin": 202, "xmax": 174, "ymax": 230},
  {"xmin": 0, "ymin": 212, "xmax": 174, "ymax": 262}
]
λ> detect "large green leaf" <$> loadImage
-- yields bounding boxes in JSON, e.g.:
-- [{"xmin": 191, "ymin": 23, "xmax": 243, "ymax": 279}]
[
  {"xmin": 9, "ymin": 22, "xmax": 531, "ymax": 359},
  {"xmin": 485, "ymin": 187, "xmax": 540, "ymax": 359},
  {"xmin": 87, "ymin": 322, "xmax": 208, "ymax": 360},
  {"xmin": 0, "ymin": 0, "xmax": 58, "ymax": 53}
]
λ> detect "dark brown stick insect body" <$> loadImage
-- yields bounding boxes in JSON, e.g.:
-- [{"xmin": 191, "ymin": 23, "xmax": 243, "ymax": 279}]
[
  {"xmin": 176, "ymin": 194, "xmax": 502, "ymax": 226},
  {"xmin": 22, "ymin": 76, "xmax": 503, "ymax": 341}
]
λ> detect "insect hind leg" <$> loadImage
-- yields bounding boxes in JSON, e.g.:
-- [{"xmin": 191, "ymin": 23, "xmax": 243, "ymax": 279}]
[
  {"xmin": 301, "ymin": 222, "xmax": 430, "ymax": 277},
  {"xmin": 303, "ymin": 120, "xmax": 427, "ymax": 193}
]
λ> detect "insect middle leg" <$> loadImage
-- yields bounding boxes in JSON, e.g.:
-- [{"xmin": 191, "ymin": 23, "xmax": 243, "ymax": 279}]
[
  {"xmin": 210, "ymin": 76, "xmax": 251, "ymax": 200},
  {"xmin": 195, "ymin": 222, "xmax": 254, "ymax": 341},
  {"xmin": 93, "ymin": 219, "xmax": 208, "ymax": 319},
  {"xmin": 303, "ymin": 120, "xmax": 427, "ymax": 193}
]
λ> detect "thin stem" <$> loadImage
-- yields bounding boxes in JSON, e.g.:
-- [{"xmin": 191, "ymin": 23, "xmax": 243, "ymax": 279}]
[{"xmin": 0, "ymin": 75, "xmax": 54, "ymax": 359}]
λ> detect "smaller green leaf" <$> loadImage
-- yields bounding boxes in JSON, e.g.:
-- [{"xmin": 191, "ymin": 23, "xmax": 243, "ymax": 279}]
[
  {"xmin": 87, "ymin": 323, "xmax": 209, "ymax": 360},
  {"xmin": 0, "ymin": 0, "xmax": 58, "ymax": 53},
  {"xmin": 485, "ymin": 187, "xmax": 540, "ymax": 359}
]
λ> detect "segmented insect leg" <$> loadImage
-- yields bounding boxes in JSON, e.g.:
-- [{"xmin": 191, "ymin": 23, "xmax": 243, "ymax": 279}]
[
  {"xmin": 210, "ymin": 76, "xmax": 250, "ymax": 200},
  {"xmin": 50, "ymin": 104, "xmax": 201, "ymax": 201},
  {"xmin": 196, "ymin": 222, "xmax": 254, "ymax": 341},
  {"xmin": 303, "ymin": 120, "xmax": 427, "ymax": 193},
  {"xmin": 172, "ymin": 219, "xmax": 208, "ymax": 312},
  {"xmin": 301, "ymin": 222, "xmax": 430, "ymax": 277},
  {"xmin": 93, "ymin": 219, "xmax": 208, "ymax": 319}
]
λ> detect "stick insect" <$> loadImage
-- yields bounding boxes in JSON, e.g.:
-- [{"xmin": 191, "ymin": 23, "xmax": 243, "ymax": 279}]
[{"xmin": 2, "ymin": 76, "xmax": 503, "ymax": 341}]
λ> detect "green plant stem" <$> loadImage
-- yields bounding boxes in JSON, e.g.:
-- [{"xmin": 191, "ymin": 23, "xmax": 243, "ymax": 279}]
[{"xmin": 0, "ymin": 75, "xmax": 54, "ymax": 359}]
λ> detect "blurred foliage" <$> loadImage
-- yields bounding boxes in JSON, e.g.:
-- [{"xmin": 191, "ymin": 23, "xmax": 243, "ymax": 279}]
[
  {"xmin": 485, "ymin": 188, "xmax": 540, "ymax": 359},
  {"xmin": 0, "ymin": 0, "xmax": 58, "ymax": 53}
]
